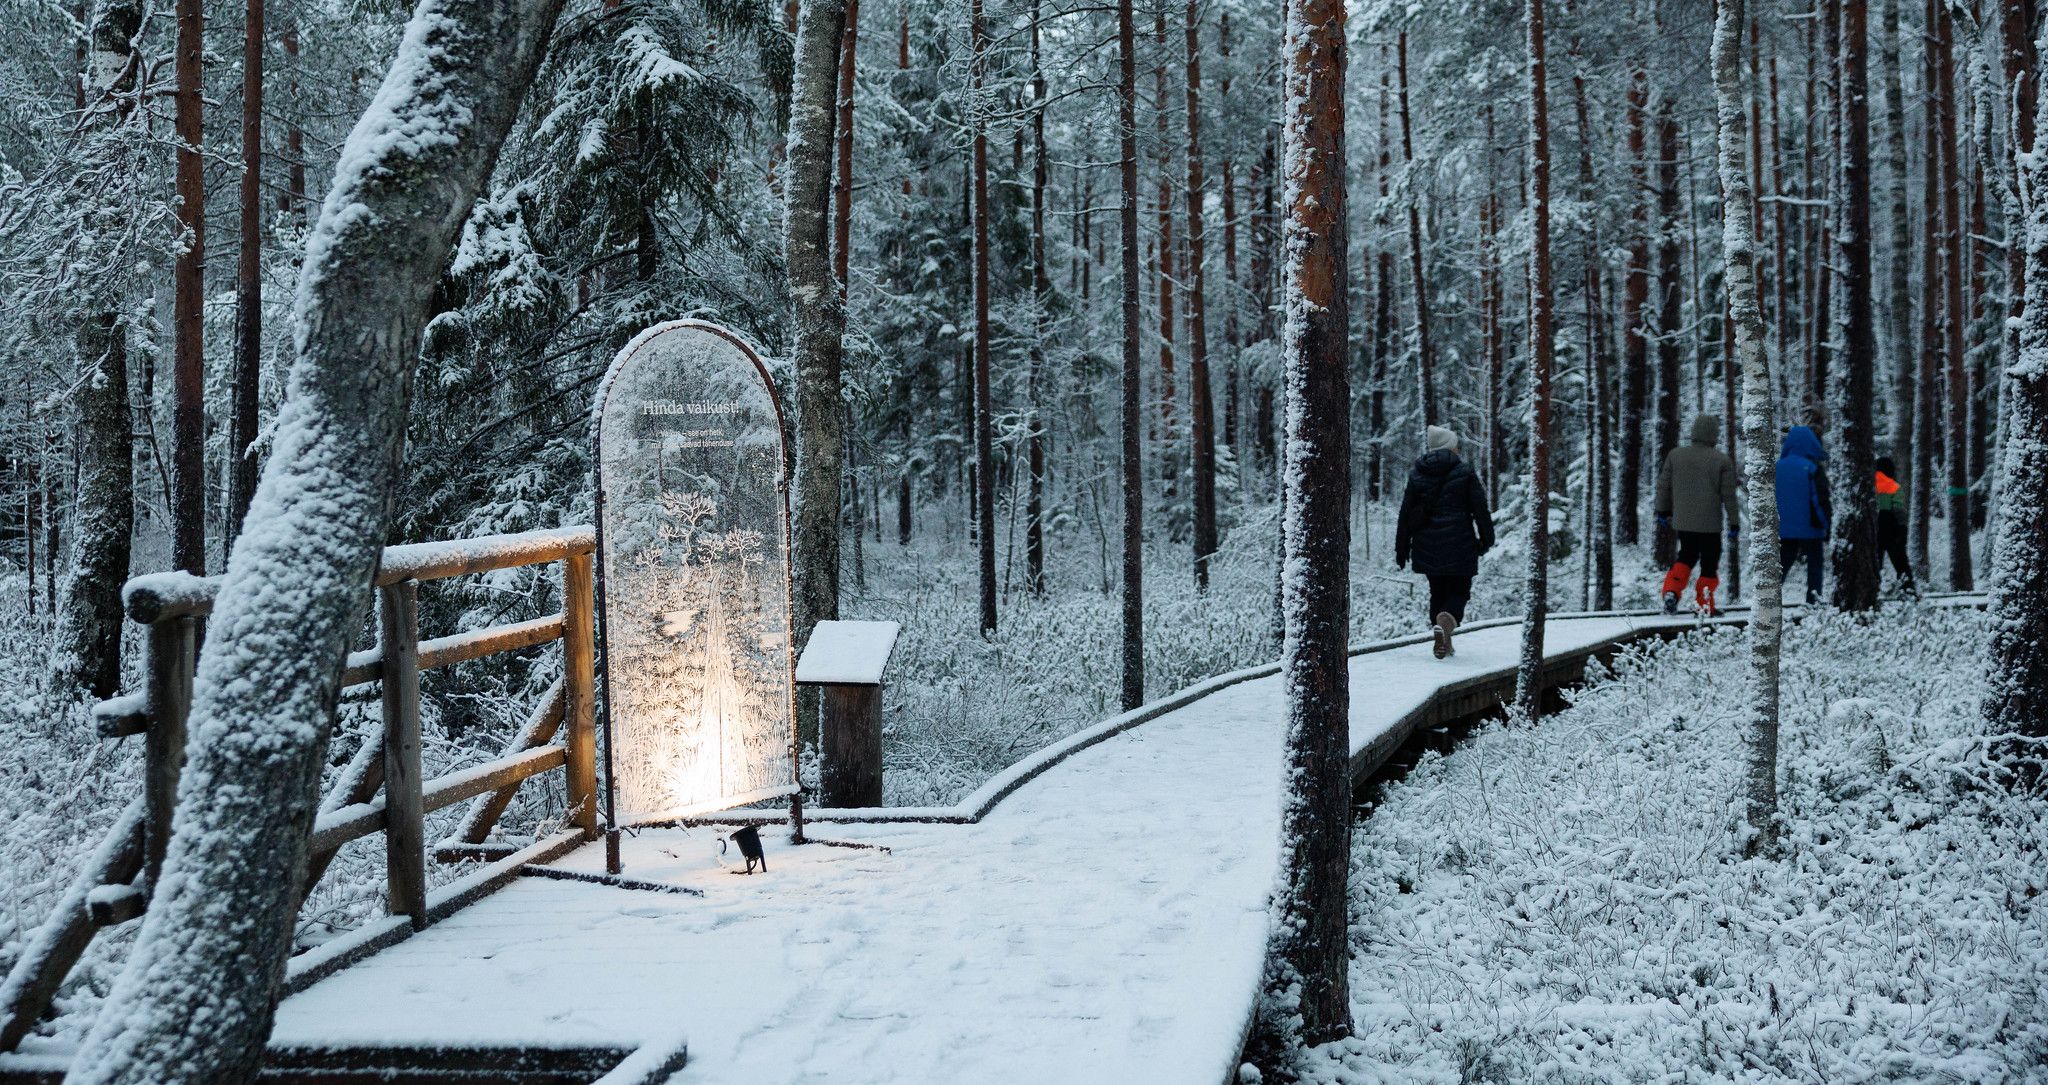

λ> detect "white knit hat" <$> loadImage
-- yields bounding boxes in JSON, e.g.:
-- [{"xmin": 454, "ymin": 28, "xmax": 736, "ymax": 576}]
[{"xmin": 1426, "ymin": 425, "xmax": 1459, "ymax": 453}]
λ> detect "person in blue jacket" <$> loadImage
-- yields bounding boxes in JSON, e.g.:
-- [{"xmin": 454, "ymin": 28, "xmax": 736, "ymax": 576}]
[{"xmin": 1775, "ymin": 425, "xmax": 1832, "ymax": 604}]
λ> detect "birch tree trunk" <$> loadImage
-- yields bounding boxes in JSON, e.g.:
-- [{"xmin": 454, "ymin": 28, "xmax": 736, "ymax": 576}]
[
  {"xmin": 70, "ymin": 0, "xmax": 567, "ymax": 1076},
  {"xmin": 788, "ymin": 0, "xmax": 849, "ymax": 740},
  {"xmin": 1117, "ymin": 0, "xmax": 1144, "ymax": 710},
  {"xmin": 1831, "ymin": 0, "xmax": 1882, "ymax": 611},
  {"xmin": 1516, "ymin": 0, "xmax": 1553, "ymax": 720},
  {"xmin": 1712, "ymin": 0, "xmax": 1785, "ymax": 858},
  {"xmin": 1270, "ymin": 0, "xmax": 1350, "ymax": 1042}
]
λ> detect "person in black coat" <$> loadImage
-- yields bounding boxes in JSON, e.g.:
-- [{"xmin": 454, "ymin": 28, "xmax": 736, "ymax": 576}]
[{"xmin": 1396, "ymin": 425, "xmax": 1496, "ymax": 658}]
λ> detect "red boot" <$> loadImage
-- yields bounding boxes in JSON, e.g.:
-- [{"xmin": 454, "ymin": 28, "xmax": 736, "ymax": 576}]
[
  {"xmin": 1695, "ymin": 577, "xmax": 1721, "ymax": 617},
  {"xmin": 1660, "ymin": 562, "xmax": 1693, "ymax": 615}
]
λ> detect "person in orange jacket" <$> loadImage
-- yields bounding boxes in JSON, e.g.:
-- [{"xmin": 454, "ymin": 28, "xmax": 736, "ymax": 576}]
[{"xmin": 1875, "ymin": 456, "xmax": 1917, "ymax": 597}]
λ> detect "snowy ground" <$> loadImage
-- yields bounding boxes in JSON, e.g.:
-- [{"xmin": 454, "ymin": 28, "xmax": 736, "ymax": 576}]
[{"xmin": 1299, "ymin": 606, "xmax": 2047, "ymax": 1084}]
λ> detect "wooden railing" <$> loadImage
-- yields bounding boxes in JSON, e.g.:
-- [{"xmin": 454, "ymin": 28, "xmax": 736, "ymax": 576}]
[{"xmin": 0, "ymin": 526, "xmax": 600, "ymax": 1053}]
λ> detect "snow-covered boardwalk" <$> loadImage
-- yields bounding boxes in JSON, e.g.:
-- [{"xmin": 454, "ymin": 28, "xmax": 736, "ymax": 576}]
[{"xmin": 269, "ymin": 611, "xmax": 1710, "ymax": 1083}]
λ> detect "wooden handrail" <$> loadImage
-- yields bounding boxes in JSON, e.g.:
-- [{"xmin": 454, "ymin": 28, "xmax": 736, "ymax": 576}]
[
  {"xmin": 121, "ymin": 526, "xmax": 597, "ymax": 624},
  {"xmin": 308, "ymin": 745, "xmax": 570, "ymax": 857},
  {"xmin": 340, "ymin": 613, "xmax": 565, "ymax": 687},
  {"xmin": 29, "ymin": 523, "xmax": 606, "ymax": 1043}
]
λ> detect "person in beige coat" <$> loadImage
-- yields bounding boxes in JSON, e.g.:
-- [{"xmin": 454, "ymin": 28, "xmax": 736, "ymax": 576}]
[{"xmin": 1654, "ymin": 414, "xmax": 1740, "ymax": 614}]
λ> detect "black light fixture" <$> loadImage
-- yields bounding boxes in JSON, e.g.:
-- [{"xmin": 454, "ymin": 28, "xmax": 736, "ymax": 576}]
[{"xmin": 723, "ymin": 825, "xmax": 767, "ymax": 874}]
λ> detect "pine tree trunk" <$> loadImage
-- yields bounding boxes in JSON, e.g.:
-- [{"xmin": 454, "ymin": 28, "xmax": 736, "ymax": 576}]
[
  {"xmin": 1933, "ymin": 3, "xmax": 1972, "ymax": 590},
  {"xmin": 1370, "ymin": 62, "xmax": 1397, "ymax": 502},
  {"xmin": 1619, "ymin": 64, "xmax": 1650, "ymax": 547},
  {"xmin": 1516, "ymin": 0, "xmax": 1554, "ymax": 719},
  {"xmin": 1985, "ymin": 20, "xmax": 2047, "ymax": 782},
  {"xmin": 228, "ymin": 0, "xmax": 265, "ymax": 541},
  {"xmin": 1568, "ymin": 12, "xmax": 1612, "ymax": 610},
  {"xmin": 70, "ymin": 0, "xmax": 565, "ymax": 1076},
  {"xmin": 1880, "ymin": 0, "xmax": 1914, "ymax": 460},
  {"xmin": 1154, "ymin": 10, "xmax": 1177, "ymax": 466},
  {"xmin": 1116, "ymin": 0, "xmax": 1144, "ymax": 709},
  {"xmin": 1184, "ymin": 0, "xmax": 1216, "ymax": 590},
  {"xmin": 1653, "ymin": 100, "xmax": 1682, "ymax": 569},
  {"xmin": 51, "ymin": 315, "xmax": 131, "ymax": 701},
  {"xmin": 50, "ymin": 0, "xmax": 142, "ymax": 702},
  {"xmin": 1831, "ymin": 0, "xmax": 1882, "ymax": 610},
  {"xmin": 788, "ymin": 0, "xmax": 850, "ymax": 743},
  {"xmin": 170, "ymin": 0, "xmax": 205, "ymax": 575},
  {"xmin": 833, "ymin": 0, "xmax": 858, "ymax": 294},
  {"xmin": 969, "ymin": 0, "xmax": 996, "ymax": 634},
  {"xmin": 1025, "ymin": 0, "xmax": 1048, "ymax": 595},
  {"xmin": 1481, "ymin": 110, "xmax": 1505, "ymax": 502},
  {"xmin": 1397, "ymin": 32, "xmax": 1437, "ymax": 429},
  {"xmin": 1271, "ymin": 0, "xmax": 1351, "ymax": 1042},
  {"xmin": 1913, "ymin": 0, "xmax": 1941, "ymax": 579},
  {"xmin": 1713, "ymin": 0, "xmax": 1784, "ymax": 858}
]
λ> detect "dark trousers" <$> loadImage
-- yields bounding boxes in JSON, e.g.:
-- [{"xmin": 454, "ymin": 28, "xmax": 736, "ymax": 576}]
[
  {"xmin": 1877, "ymin": 510, "xmax": 1913, "ymax": 580},
  {"xmin": 1426, "ymin": 575, "xmax": 1472, "ymax": 624},
  {"xmin": 1781, "ymin": 537, "xmax": 1824, "ymax": 600},
  {"xmin": 1674, "ymin": 530, "xmax": 1722, "ymax": 579}
]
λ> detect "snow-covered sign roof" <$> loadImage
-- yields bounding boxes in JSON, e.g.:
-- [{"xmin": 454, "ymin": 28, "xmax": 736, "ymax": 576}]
[{"xmin": 795, "ymin": 620, "xmax": 901, "ymax": 686}]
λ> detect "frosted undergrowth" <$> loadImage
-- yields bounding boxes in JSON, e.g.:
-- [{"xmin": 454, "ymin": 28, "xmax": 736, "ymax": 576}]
[{"xmin": 1297, "ymin": 606, "xmax": 2046, "ymax": 1083}]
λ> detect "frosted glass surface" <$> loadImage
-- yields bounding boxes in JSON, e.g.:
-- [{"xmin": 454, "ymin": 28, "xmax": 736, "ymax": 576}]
[{"xmin": 595, "ymin": 322, "xmax": 794, "ymax": 821}]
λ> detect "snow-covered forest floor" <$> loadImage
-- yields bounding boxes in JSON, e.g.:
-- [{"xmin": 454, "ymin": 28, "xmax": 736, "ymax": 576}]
[
  {"xmin": 1299, "ymin": 606, "xmax": 2045, "ymax": 1083},
  {"xmin": 0, "ymin": 492, "xmax": 1979, "ymax": 1046}
]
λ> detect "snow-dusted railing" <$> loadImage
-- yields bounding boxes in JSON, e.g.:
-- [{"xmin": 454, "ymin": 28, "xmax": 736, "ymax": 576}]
[{"xmin": 0, "ymin": 526, "xmax": 602, "ymax": 1055}]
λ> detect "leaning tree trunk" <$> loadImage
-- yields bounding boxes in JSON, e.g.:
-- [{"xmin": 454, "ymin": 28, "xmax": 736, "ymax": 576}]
[
  {"xmin": 69, "ymin": 0, "xmax": 566, "ymax": 1078},
  {"xmin": 1983, "ymin": 3, "xmax": 2045, "ymax": 784},
  {"xmin": 1116, "ymin": 0, "xmax": 1144, "ymax": 710},
  {"xmin": 1516, "ymin": 0, "xmax": 1554, "ymax": 720},
  {"xmin": 1270, "ymin": 0, "xmax": 1351, "ymax": 1043},
  {"xmin": 1830, "ymin": 0, "xmax": 1881, "ymax": 611},
  {"xmin": 787, "ymin": 0, "xmax": 849, "ymax": 743},
  {"xmin": 50, "ymin": 314, "xmax": 131, "ymax": 701},
  {"xmin": 1712, "ymin": 0, "xmax": 1784, "ymax": 858}
]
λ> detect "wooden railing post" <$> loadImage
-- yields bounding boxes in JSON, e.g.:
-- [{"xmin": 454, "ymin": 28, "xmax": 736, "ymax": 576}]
[
  {"xmin": 562, "ymin": 553, "xmax": 599, "ymax": 839},
  {"xmin": 379, "ymin": 580, "xmax": 427, "ymax": 927},
  {"xmin": 144, "ymin": 616, "xmax": 196, "ymax": 884}
]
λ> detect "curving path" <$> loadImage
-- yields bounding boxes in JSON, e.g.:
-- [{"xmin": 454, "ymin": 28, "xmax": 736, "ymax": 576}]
[{"xmin": 265, "ymin": 610, "xmax": 1766, "ymax": 1083}]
